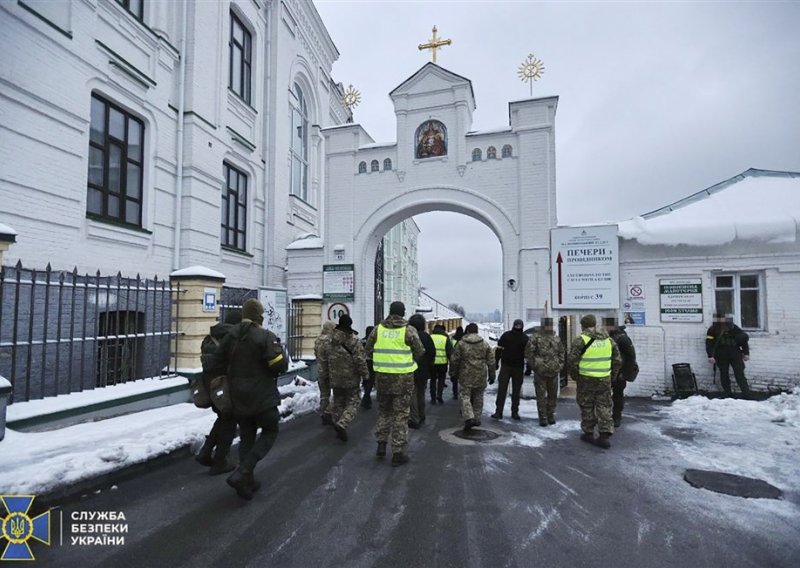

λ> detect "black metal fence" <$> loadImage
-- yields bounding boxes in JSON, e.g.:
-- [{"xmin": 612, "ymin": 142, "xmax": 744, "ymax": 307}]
[
  {"xmin": 219, "ymin": 286, "xmax": 303, "ymax": 361},
  {"xmin": 0, "ymin": 261, "xmax": 178, "ymax": 403}
]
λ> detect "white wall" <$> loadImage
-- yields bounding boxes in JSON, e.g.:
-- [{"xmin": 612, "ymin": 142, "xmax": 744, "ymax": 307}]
[
  {"xmin": 617, "ymin": 239, "xmax": 800, "ymax": 395},
  {"xmin": 0, "ymin": 0, "xmax": 346, "ymax": 291}
]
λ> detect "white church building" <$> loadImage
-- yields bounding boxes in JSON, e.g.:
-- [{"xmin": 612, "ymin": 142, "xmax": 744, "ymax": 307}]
[{"xmin": 1, "ymin": 0, "xmax": 796, "ymax": 401}]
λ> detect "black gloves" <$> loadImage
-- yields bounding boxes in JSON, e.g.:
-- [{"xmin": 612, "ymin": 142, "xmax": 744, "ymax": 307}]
[{"xmin": 524, "ymin": 367, "xmax": 532, "ymax": 376}]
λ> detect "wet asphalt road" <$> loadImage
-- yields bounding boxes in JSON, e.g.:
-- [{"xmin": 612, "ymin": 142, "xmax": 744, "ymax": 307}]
[{"xmin": 36, "ymin": 398, "xmax": 800, "ymax": 568}]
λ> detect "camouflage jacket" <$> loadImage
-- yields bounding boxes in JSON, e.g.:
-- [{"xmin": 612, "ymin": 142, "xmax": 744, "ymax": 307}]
[
  {"xmin": 567, "ymin": 328, "xmax": 622, "ymax": 380},
  {"xmin": 319, "ymin": 328, "xmax": 369, "ymax": 389},
  {"xmin": 366, "ymin": 314, "xmax": 426, "ymax": 395},
  {"xmin": 525, "ymin": 332, "xmax": 565, "ymax": 378},
  {"xmin": 314, "ymin": 332, "xmax": 331, "ymax": 360},
  {"xmin": 450, "ymin": 333, "xmax": 495, "ymax": 389}
]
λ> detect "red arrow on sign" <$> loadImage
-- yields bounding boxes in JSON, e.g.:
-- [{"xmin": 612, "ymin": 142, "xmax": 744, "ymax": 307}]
[{"xmin": 556, "ymin": 252, "xmax": 564, "ymax": 304}]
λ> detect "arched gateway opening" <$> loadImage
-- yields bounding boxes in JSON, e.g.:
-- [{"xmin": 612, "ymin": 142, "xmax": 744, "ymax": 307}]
[
  {"xmin": 356, "ymin": 187, "xmax": 513, "ymax": 330},
  {"xmin": 285, "ymin": 63, "xmax": 557, "ymax": 337}
]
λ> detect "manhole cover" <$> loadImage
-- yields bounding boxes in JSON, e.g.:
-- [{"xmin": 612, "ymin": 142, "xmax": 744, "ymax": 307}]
[
  {"xmin": 684, "ymin": 469, "xmax": 783, "ymax": 499},
  {"xmin": 452, "ymin": 428, "xmax": 501, "ymax": 442}
]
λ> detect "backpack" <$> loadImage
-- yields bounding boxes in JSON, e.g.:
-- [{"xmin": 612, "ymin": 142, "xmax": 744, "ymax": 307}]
[
  {"xmin": 190, "ymin": 377, "xmax": 212, "ymax": 409},
  {"xmin": 624, "ymin": 361, "xmax": 640, "ymax": 382}
]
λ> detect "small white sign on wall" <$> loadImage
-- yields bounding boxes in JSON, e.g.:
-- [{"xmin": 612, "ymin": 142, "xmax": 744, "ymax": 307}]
[{"xmin": 202, "ymin": 288, "xmax": 217, "ymax": 312}]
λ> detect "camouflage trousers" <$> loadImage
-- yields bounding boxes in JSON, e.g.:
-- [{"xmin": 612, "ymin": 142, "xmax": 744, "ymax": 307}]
[
  {"xmin": 534, "ymin": 375, "xmax": 559, "ymax": 420},
  {"xmin": 459, "ymin": 385, "xmax": 485, "ymax": 421},
  {"xmin": 331, "ymin": 387, "xmax": 361, "ymax": 430},
  {"xmin": 318, "ymin": 374, "xmax": 332, "ymax": 417},
  {"xmin": 375, "ymin": 392, "xmax": 412, "ymax": 454},
  {"xmin": 575, "ymin": 376, "xmax": 614, "ymax": 434}
]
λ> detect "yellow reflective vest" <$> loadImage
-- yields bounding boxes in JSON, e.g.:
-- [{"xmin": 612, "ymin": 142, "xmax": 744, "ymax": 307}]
[
  {"xmin": 431, "ymin": 334, "xmax": 449, "ymax": 365},
  {"xmin": 578, "ymin": 334, "xmax": 612, "ymax": 378},
  {"xmin": 373, "ymin": 324, "xmax": 418, "ymax": 374}
]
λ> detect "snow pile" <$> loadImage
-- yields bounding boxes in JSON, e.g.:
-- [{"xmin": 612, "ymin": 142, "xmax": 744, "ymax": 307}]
[
  {"xmin": 278, "ymin": 377, "xmax": 320, "ymax": 421},
  {"xmin": 6, "ymin": 377, "xmax": 189, "ymax": 422},
  {"xmin": 618, "ymin": 174, "xmax": 800, "ymax": 246},
  {"xmin": 0, "ymin": 381, "xmax": 321, "ymax": 495},
  {"xmin": 655, "ymin": 389, "xmax": 800, "ymax": 491}
]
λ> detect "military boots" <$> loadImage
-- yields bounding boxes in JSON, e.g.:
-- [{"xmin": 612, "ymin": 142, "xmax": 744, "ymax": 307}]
[{"xmin": 376, "ymin": 442, "xmax": 387, "ymax": 457}]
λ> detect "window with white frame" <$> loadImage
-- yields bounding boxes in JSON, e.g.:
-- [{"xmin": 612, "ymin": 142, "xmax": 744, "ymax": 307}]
[
  {"xmin": 87, "ymin": 93, "xmax": 144, "ymax": 227},
  {"xmin": 229, "ymin": 12, "xmax": 252, "ymax": 104},
  {"xmin": 221, "ymin": 162, "xmax": 247, "ymax": 251},
  {"xmin": 714, "ymin": 273, "xmax": 763, "ymax": 329},
  {"xmin": 116, "ymin": 0, "xmax": 143, "ymax": 21},
  {"xmin": 289, "ymin": 83, "xmax": 309, "ymax": 200}
]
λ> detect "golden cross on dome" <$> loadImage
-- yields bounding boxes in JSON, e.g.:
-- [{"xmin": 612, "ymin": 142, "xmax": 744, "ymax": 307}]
[{"xmin": 418, "ymin": 25, "xmax": 452, "ymax": 64}]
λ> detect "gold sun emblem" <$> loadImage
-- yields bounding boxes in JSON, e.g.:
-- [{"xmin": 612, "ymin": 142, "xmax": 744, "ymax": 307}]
[
  {"xmin": 518, "ymin": 53, "xmax": 545, "ymax": 95},
  {"xmin": 342, "ymin": 84, "xmax": 361, "ymax": 112}
]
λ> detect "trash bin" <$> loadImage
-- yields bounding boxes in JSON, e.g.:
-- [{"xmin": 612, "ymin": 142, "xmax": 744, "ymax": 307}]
[{"xmin": 672, "ymin": 363, "xmax": 698, "ymax": 398}]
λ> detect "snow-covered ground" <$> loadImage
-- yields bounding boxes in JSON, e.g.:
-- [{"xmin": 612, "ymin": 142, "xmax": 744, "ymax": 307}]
[
  {"xmin": 2, "ymin": 374, "xmax": 798, "ymax": 516},
  {"xmin": 0, "ymin": 378, "xmax": 320, "ymax": 496}
]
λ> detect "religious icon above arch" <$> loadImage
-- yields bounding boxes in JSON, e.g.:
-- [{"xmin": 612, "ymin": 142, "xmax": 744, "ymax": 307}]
[{"xmin": 415, "ymin": 120, "xmax": 447, "ymax": 159}]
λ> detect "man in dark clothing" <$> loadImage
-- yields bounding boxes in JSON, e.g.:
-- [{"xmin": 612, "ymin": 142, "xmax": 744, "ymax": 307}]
[
  {"xmin": 196, "ymin": 309, "xmax": 242, "ymax": 475},
  {"xmin": 430, "ymin": 324, "xmax": 453, "ymax": 403},
  {"xmin": 408, "ymin": 314, "xmax": 436, "ymax": 428},
  {"xmin": 492, "ymin": 319, "xmax": 529, "ymax": 420},
  {"xmin": 603, "ymin": 317, "xmax": 637, "ymax": 428},
  {"xmin": 211, "ymin": 298, "xmax": 289, "ymax": 499},
  {"xmin": 706, "ymin": 314, "xmax": 751, "ymax": 397},
  {"xmin": 361, "ymin": 325, "xmax": 375, "ymax": 409}
]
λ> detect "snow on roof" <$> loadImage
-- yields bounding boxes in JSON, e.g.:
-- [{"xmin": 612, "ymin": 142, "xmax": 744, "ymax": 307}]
[
  {"xmin": 618, "ymin": 169, "xmax": 800, "ymax": 246},
  {"xmin": 0, "ymin": 223, "xmax": 18, "ymax": 236},
  {"xmin": 466, "ymin": 127, "xmax": 512, "ymax": 136},
  {"xmin": 170, "ymin": 266, "xmax": 226, "ymax": 279},
  {"xmin": 286, "ymin": 236, "xmax": 324, "ymax": 250},
  {"xmin": 359, "ymin": 142, "xmax": 396, "ymax": 150},
  {"xmin": 292, "ymin": 294, "xmax": 323, "ymax": 300}
]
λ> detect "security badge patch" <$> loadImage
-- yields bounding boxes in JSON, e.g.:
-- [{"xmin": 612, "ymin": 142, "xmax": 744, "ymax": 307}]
[{"xmin": 1, "ymin": 495, "xmax": 50, "ymax": 561}]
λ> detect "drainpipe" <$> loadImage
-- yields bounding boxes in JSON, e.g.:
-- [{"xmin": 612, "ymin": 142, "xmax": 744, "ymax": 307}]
[
  {"xmin": 262, "ymin": 0, "xmax": 274, "ymax": 286},
  {"xmin": 172, "ymin": 0, "xmax": 188, "ymax": 270}
]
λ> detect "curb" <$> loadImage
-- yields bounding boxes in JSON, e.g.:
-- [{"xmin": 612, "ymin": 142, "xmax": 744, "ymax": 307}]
[{"xmin": 35, "ymin": 445, "xmax": 194, "ymax": 512}]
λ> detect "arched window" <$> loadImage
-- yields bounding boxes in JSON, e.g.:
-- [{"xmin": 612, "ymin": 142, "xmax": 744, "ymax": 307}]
[
  {"xmin": 290, "ymin": 83, "xmax": 309, "ymax": 200},
  {"xmin": 502, "ymin": 144, "xmax": 512, "ymax": 158},
  {"xmin": 358, "ymin": 161, "xmax": 367, "ymax": 174},
  {"xmin": 487, "ymin": 146, "xmax": 497, "ymax": 160},
  {"xmin": 472, "ymin": 148, "xmax": 482, "ymax": 162},
  {"xmin": 371, "ymin": 160, "xmax": 379, "ymax": 172},
  {"xmin": 383, "ymin": 158, "xmax": 392, "ymax": 171},
  {"xmin": 415, "ymin": 120, "xmax": 447, "ymax": 159}
]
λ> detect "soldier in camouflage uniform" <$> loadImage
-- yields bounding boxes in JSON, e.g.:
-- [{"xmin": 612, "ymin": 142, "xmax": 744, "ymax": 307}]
[
  {"xmin": 525, "ymin": 317, "xmax": 565, "ymax": 427},
  {"xmin": 318, "ymin": 314, "xmax": 369, "ymax": 442},
  {"xmin": 450, "ymin": 323, "xmax": 495, "ymax": 431},
  {"xmin": 314, "ymin": 321, "xmax": 335, "ymax": 425},
  {"xmin": 567, "ymin": 314, "xmax": 621, "ymax": 449},
  {"xmin": 366, "ymin": 301, "xmax": 425, "ymax": 466}
]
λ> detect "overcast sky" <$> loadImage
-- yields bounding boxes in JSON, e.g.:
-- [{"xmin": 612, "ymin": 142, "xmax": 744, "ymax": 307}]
[{"xmin": 315, "ymin": 1, "xmax": 800, "ymax": 314}]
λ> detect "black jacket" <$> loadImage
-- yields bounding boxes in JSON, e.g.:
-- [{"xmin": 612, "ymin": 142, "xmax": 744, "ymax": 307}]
[
  {"xmin": 706, "ymin": 324, "xmax": 749, "ymax": 359},
  {"xmin": 416, "ymin": 330, "xmax": 436, "ymax": 381},
  {"xmin": 609, "ymin": 327, "xmax": 637, "ymax": 380},
  {"xmin": 210, "ymin": 320, "xmax": 289, "ymax": 417},
  {"xmin": 496, "ymin": 328, "xmax": 529, "ymax": 367}
]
